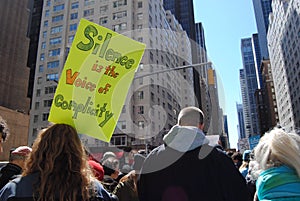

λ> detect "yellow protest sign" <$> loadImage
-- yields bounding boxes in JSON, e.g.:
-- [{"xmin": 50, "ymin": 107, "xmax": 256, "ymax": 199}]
[{"xmin": 48, "ymin": 18, "xmax": 146, "ymax": 142}]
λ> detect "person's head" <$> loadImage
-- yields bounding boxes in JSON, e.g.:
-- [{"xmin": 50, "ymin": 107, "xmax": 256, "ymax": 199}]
[
  {"xmin": 0, "ymin": 115, "xmax": 9, "ymax": 153},
  {"xmin": 242, "ymin": 150, "xmax": 251, "ymax": 162},
  {"xmin": 23, "ymin": 124, "xmax": 94, "ymax": 201},
  {"xmin": 9, "ymin": 146, "xmax": 32, "ymax": 169},
  {"xmin": 102, "ymin": 156, "xmax": 120, "ymax": 179},
  {"xmin": 101, "ymin": 151, "xmax": 116, "ymax": 163},
  {"xmin": 177, "ymin": 106, "xmax": 204, "ymax": 130},
  {"xmin": 254, "ymin": 128, "xmax": 300, "ymax": 177}
]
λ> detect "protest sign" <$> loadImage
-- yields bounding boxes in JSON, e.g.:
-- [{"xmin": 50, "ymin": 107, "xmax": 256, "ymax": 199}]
[{"xmin": 48, "ymin": 18, "xmax": 146, "ymax": 142}]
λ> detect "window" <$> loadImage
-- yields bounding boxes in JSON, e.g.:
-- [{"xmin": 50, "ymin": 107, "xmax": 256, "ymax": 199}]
[
  {"xmin": 137, "ymin": 13, "xmax": 143, "ymax": 20},
  {"xmin": 37, "ymin": 77, "xmax": 42, "ymax": 84},
  {"xmin": 38, "ymin": 65, "xmax": 44, "ymax": 72},
  {"xmin": 138, "ymin": 91, "xmax": 144, "ymax": 99},
  {"xmin": 40, "ymin": 53, "xmax": 45, "ymax": 61},
  {"xmin": 45, "ymin": 86, "xmax": 57, "ymax": 94},
  {"xmin": 113, "ymin": 0, "xmax": 127, "ymax": 8},
  {"xmin": 110, "ymin": 135, "xmax": 127, "ymax": 146},
  {"xmin": 117, "ymin": 121, "xmax": 126, "ymax": 129},
  {"xmin": 71, "ymin": 2, "xmax": 79, "ymax": 9},
  {"xmin": 43, "ymin": 31, "xmax": 47, "ymax": 38},
  {"xmin": 36, "ymin": 89, "xmax": 41, "ymax": 97},
  {"xmin": 41, "ymin": 42, "xmax": 46, "ymax": 49},
  {"xmin": 47, "ymin": 60, "xmax": 59, "ymax": 68},
  {"xmin": 34, "ymin": 102, "xmax": 39, "ymax": 110},
  {"xmin": 52, "ymin": 15, "xmax": 64, "ymax": 22},
  {"xmin": 138, "ymin": 121, "xmax": 144, "ymax": 129},
  {"xmin": 68, "ymin": 35, "xmax": 74, "ymax": 44},
  {"xmin": 51, "ymin": 25, "xmax": 63, "ymax": 34},
  {"xmin": 137, "ymin": 37, "xmax": 143, "ymax": 42},
  {"xmin": 112, "ymin": 23, "xmax": 127, "ymax": 31},
  {"xmin": 53, "ymin": 4, "xmax": 64, "ymax": 12},
  {"xmin": 44, "ymin": 20, "xmax": 48, "ymax": 27},
  {"xmin": 46, "ymin": 0, "xmax": 51, "ymax": 6},
  {"xmin": 49, "ymin": 37, "xmax": 62, "ymax": 45},
  {"xmin": 33, "ymin": 115, "xmax": 38, "ymax": 123},
  {"xmin": 137, "ymin": 24, "xmax": 142, "ymax": 30},
  {"xmin": 113, "ymin": 11, "xmax": 127, "ymax": 20},
  {"xmin": 83, "ymin": 8, "xmax": 94, "ymax": 17},
  {"xmin": 100, "ymin": 5, "xmax": 108, "ymax": 13},
  {"xmin": 46, "ymin": 73, "xmax": 59, "ymax": 81},
  {"xmin": 42, "ymin": 113, "xmax": 49, "ymax": 121},
  {"xmin": 84, "ymin": 0, "xmax": 95, "ymax": 6},
  {"xmin": 44, "ymin": 99, "xmax": 53, "ymax": 107},
  {"xmin": 48, "ymin": 48, "xmax": 60, "ymax": 57},
  {"xmin": 70, "ymin": 13, "xmax": 78, "ymax": 20},
  {"xmin": 138, "ymin": 1, "xmax": 142, "ymax": 8},
  {"xmin": 138, "ymin": 106, "xmax": 144, "ymax": 114},
  {"xmin": 99, "ymin": 17, "xmax": 108, "ymax": 25},
  {"xmin": 69, "ymin": 23, "xmax": 77, "ymax": 31}
]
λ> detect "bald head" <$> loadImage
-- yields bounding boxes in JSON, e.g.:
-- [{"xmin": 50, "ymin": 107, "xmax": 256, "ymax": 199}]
[{"xmin": 177, "ymin": 106, "xmax": 204, "ymax": 127}]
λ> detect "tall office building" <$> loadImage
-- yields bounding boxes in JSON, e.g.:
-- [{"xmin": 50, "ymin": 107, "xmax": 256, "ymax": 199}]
[
  {"xmin": 236, "ymin": 103, "xmax": 246, "ymax": 139},
  {"xmin": 0, "ymin": 0, "xmax": 31, "ymax": 159},
  {"xmin": 267, "ymin": 0, "xmax": 300, "ymax": 131},
  {"xmin": 0, "ymin": 1, "xmax": 31, "ymax": 112},
  {"xmin": 240, "ymin": 37, "xmax": 260, "ymax": 138},
  {"xmin": 163, "ymin": 0, "xmax": 207, "ymax": 114},
  {"xmin": 163, "ymin": 0, "xmax": 196, "ymax": 42},
  {"xmin": 252, "ymin": 0, "xmax": 273, "ymax": 60},
  {"xmin": 28, "ymin": 0, "xmax": 195, "ymax": 149}
]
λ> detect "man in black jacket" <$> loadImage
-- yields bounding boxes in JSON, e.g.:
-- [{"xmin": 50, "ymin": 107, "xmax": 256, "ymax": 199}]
[
  {"xmin": 137, "ymin": 106, "xmax": 251, "ymax": 201},
  {"xmin": 0, "ymin": 146, "xmax": 32, "ymax": 189}
]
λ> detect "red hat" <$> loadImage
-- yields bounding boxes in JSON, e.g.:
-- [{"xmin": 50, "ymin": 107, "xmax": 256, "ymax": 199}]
[
  {"xmin": 88, "ymin": 160, "xmax": 104, "ymax": 181},
  {"xmin": 11, "ymin": 146, "xmax": 32, "ymax": 156}
]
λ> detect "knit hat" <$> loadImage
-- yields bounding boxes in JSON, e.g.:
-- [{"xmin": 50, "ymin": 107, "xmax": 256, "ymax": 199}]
[
  {"xmin": 88, "ymin": 160, "xmax": 104, "ymax": 181},
  {"xmin": 242, "ymin": 150, "xmax": 251, "ymax": 162},
  {"xmin": 11, "ymin": 146, "xmax": 32, "ymax": 156}
]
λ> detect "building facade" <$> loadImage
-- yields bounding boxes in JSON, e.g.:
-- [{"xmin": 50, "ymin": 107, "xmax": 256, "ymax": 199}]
[
  {"xmin": 240, "ymin": 37, "xmax": 260, "ymax": 137},
  {"xmin": 252, "ymin": 0, "xmax": 273, "ymax": 60},
  {"xmin": 267, "ymin": 0, "xmax": 300, "ymax": 131},
  {"xmin": 0, "ymin": 0, "xmax": 31, "ymax": 113},
  {"xmin": 236, "ymin": 103, "xmax": 246, "ymax": 139},
  {"xmin": 28, "ymin": 0, "xmax": 195, "ymax": 149}
]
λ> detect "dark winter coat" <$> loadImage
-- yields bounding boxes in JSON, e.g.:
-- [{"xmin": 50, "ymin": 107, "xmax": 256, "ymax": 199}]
[
  {"xmin": 0, "ymin": 172, "xmax": 118, "ymax": 201},
  {"xmin": 137, "ymin": 125, "xmax": 251, "ymax": 201},
  {"xmin": 0, "ymin": 163, "xmax": 22, "ymax": 190}
]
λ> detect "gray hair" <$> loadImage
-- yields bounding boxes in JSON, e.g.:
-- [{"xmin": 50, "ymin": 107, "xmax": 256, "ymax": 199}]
[{"xmin": 177, "ymin": 106, "xmax": 204, "ymax": 127}]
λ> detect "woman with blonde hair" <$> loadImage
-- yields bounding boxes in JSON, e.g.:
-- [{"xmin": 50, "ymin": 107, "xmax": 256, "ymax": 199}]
[
  {"xmin": 0, "ymin": 124, "xmax": 117, "ymax": 201},
  {"xmin": 254, "ymin": 128, "xmax": 300, "ymax": 200}
]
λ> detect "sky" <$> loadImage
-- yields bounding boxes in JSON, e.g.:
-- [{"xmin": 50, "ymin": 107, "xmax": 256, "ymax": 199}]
[{"xmin": 193, "ymin": 0, "xmax": 258, "ymax": 149}]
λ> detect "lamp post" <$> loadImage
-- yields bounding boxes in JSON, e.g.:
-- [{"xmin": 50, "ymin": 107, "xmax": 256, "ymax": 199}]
[
  {"xmin": 132, "ymin": 61, "xmax": 212, "ymax": 152},
  {"xmin": 134, "ymin": 62, "xmax": 212, "ymax": 79}
]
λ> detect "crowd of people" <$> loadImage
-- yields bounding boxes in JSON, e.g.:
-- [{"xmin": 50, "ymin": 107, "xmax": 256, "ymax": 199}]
[{"xmin": 0, "ymin": 106, "xmax": 299, "ymax": 201}]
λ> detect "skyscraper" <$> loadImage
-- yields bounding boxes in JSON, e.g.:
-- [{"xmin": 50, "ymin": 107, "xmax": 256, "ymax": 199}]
[
  {"xmin": 252, "ymin": 0, "xmax": 272, "ymax": 60},
  {"xmin": 0, "ymin": 0, "xmax": 31, "ymax": 112},
  {"xmin": 267, "ymin": 0, "xmax": 300, "ymax": 131},
  {"xmin": 28, "ymin": 0, "xmax": 195, "ymax": 149},
  {"xmin": 240, "ymin": 37, "xmax": 260, "ymax": 137},
  {"xmin": 236, "ymin": 103, "xmax": 246, "ymax": 139}
]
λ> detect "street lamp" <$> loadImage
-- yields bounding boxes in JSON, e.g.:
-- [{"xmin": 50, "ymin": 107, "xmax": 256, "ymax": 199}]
[
  {"xmin": 134, "ymin": 62, "xmax": 212, "ymax": 79},
  {"xmin": 131, "ymin": 61, "xmax": 212, "ymax": 151}
]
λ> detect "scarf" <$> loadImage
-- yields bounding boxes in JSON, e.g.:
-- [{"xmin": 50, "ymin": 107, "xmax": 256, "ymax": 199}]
[{"xmin": 256, "ymin": 165, "xmax": 300, "ymax": 201}]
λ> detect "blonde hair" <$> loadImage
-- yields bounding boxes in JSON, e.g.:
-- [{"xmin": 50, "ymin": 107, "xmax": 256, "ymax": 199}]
[
  {"xmin": 254, "ymin": 128, "xmax": 300, "ymax": 177},
  {"xmin": 23, "ymin": 124, "xmax": 94, "ymax": 201}
]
